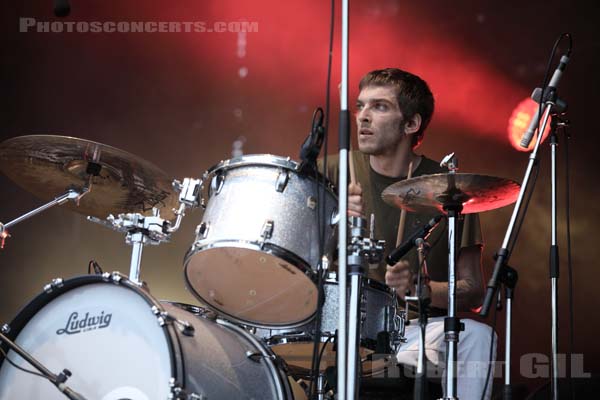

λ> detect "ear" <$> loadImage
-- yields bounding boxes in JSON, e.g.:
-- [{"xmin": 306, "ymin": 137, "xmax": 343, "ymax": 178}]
[{"xmin": 403, "ymin": 113, "xmax": 422, "ymax": 135}]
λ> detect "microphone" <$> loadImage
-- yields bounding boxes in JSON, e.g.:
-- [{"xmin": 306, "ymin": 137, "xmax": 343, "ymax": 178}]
[
  {"xmin": 520, "ymin": 55, "xmax": 570, "ymax": 148},
  {"xmin": 54, "ymin": 0, "xmax": 71, "ymax": 17},
  {"xmin": 299, "ymin": 107, "xmax": 325, "ymax": 170},
  {"xmin": 386, "ymin": 215, "xmax": 443, "ymax": 266}
]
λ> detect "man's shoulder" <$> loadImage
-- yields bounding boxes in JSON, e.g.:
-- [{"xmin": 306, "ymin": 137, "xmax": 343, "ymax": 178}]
[{"xmin": 318, "ymin": 150, "xmax": 368, "ymax": 171}]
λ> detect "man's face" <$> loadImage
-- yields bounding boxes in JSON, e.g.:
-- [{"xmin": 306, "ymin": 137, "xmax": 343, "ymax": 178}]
[{"xmin": 355, "ymin": 85, "xmax": 406, "ymax": 156}]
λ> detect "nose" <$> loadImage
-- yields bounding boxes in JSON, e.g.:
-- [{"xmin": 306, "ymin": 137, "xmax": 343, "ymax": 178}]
[{"xmin": 357, "ymin": 107, "xmax": 371, "ymax": 124}]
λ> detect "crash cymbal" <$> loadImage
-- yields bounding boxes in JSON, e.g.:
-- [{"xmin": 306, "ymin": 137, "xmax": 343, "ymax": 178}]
[
  {"xmin": 382, "ymin": 173, "xmax": 520, "ymax": 214},
  {"xmin": 0, "ymin": 135, "xmax": 178, "ymax": 219}
]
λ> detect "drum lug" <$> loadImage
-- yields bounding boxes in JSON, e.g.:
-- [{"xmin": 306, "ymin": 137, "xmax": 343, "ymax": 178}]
[
  {"xmin": 169, "ymin": 378, "xmax": 206, "ymax": 399},
  {"xmin": 195, "ymin": 222, "xmax": 210, "ymax": 240},
  {"xmin": 246, "ymin": 350, "xmax": 277, "ymax": 363},
  {"xmin": 1, "ymin": 324, "xmax": 10, "ymax": 334},
  {"xmin": 259, "ymin": 219, "xmax": 274, "ymax": 248},
  {"xmin": 43, "ymin": 278, "xmax": 64, "ymax": 294},
  {"xmin": 246, "ymin": 350, "xmax": 263, "ymax": 362},
  {"xmin": 210, "ymin": 173, "xmax": 225, "ymax": 195},
  {"xmin": 275, "ymin": 169, "xmax": 289, "ymax": 192},
  {"xmin": 154, "ymin": 308, "xmax": 196, "ymax": 336},
  {"xmin": 104, "ymin": 271, "xmax": 127, "ymax": 284}
]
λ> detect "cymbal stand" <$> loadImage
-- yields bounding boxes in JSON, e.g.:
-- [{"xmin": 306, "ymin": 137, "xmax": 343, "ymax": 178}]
[
  {"xmin": 439, "ymin": 153, "xmax": 465, "ymax": 400},
  {"xmin": 346, "ymin": 215, "xmax": 385, "ymax": 399},
  {"xmin": 87, "ymin": 178, "xmax": 202, "ymax": 283},
  {"xmin": 0, "ymin": 188, "xmax": 88, "ymax": 249}
]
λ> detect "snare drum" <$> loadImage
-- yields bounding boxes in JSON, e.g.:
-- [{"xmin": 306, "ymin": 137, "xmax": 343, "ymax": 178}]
[
  {"xmin": 184, "ymin": 155, "xmax": 338, "ymax": 329},
  {"xmin": 254, "ymin": 277, "xmax": 405, "ymax": 376},
  {"xmin": 0, "ymin": 273, "xmax": 306, "ymax": 400}
]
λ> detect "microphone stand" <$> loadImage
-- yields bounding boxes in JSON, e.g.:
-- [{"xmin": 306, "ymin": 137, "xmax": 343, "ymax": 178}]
[
  {"xmin": 346, "ymin": 216, "xmax": 385, "ymax": 400},
  {"xmin": 499, "ymin": 263, "xmax": 518, "ymax": 400},
  {"xmin": 549, "ymin": 115, "xmax": 562, "ymax": 400},
  {"xmin": 480, "ymin": 85, "xmax": 563, "ymax": 400},
  {"xmin": 337, "ymin": 0, "xmax": 351, "ymax": 398},
  {"xmin": 0, "ymin": 330, "xmax": 87, "ymax": 399}
]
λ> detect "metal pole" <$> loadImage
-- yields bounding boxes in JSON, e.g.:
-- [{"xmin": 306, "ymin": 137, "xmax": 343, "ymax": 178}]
[
  {"xmin": 346, "ymin": 273, "xmax": 361, "ymax": 399},
  {"xmin": 337, "ymin": 0, "xmax": 350, "ymax": 397},
  {"xmin": 550, "ymin": 124, "xmax": 560, "ymax": 400},
  {"xmin": 444, "ymin": 211, "xmax": 458, "ymax": 399},
  {"xmin": 1, "ymin": 190, "xmax": 81, "ymax": 232},
  {"xmin": 128, "ymin": 232, "xmax": 145, "ymax": 283}
]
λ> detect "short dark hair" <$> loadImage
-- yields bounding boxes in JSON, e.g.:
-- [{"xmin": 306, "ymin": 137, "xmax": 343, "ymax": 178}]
[{"xmin": 359, "ymin": 68, "xmax": 434, "ymax": 148}]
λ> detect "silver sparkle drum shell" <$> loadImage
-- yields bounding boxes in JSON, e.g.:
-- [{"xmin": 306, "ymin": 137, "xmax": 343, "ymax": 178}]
[
  {"xmin": 184, "ymin": 155, "xmax": 338, "ymax": 329},
  {"xmin": 0, "ymin": 274, "xmax": 305, "ymax": 400},
  {"xmin": 253, "ymin": 277, "xmax": 402, "ymax": 376}
]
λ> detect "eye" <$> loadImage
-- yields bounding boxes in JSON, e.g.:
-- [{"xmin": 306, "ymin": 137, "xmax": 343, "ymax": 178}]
[
  {"xmin": 355, "ymin": 103, "xmax": 364, "ymax": 111},
  {"xmin": 374, "ymin": 102, "xmax": 388, "ymax": 111}
]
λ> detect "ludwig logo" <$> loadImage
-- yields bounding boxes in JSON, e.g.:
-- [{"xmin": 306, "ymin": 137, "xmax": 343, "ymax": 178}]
[{"xmin": 56, "ymin": 311, "xmax": 112, "ymax": 335}]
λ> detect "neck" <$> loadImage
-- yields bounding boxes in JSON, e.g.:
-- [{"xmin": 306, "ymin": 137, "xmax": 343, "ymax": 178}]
[{"xmin": 369, "ymin": 143, "xmax": 421, "ymax": 178}]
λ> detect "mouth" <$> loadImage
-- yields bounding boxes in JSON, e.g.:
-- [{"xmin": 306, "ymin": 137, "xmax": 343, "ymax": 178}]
[{"xmin": 359, "ymin": 129, "xmax": 374, "ymax": 136}]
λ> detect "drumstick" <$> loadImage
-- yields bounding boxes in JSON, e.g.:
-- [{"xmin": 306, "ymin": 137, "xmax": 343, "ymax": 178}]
[
  {"xmin": 395, "ymin": 161, "xmax": 414, "ymax": 246},
  {"xmin": 349, "ymin": 146, "xmax": 357, "ymax": 186}
]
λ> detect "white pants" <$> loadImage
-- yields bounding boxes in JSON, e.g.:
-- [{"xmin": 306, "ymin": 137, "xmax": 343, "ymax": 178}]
[{"xmin": 396, "ymin": 317, "xmax": 497, "ymax": 400}]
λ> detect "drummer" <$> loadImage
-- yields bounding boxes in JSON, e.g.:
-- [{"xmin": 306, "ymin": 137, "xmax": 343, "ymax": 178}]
[{"xmin": 321, "ymin": 68, "xmax": 495, "ymax": 399}]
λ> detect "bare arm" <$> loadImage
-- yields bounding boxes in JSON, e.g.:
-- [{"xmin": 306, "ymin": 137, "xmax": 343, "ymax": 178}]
[
  {"xmin": 429, "ymin": 245, "xmax": 484, "ymax": 311},
  {"xmin": 386, "ymin": 244, "xmax": 484, "ymax": 312}
]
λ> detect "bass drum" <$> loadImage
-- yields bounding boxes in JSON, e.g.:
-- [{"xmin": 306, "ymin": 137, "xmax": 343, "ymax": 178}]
[{"xmin": 0, "ymin": 273, "xmax": 306, "ymax": 400}]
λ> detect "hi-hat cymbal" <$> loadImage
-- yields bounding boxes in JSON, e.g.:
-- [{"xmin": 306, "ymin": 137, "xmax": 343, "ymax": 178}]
[
  {"xmin": 382, "ymin": 173, "xmax": 520, "ymax": 214},
  {"xmin": 0, "ymin": 135, "xmax": 178, "ymax": 219}
]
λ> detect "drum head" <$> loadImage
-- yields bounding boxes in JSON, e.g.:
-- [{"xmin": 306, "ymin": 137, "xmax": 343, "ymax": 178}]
[
  {"xmin": 0, "ymin": 277, "xmax": 174, "ymax": 399},
  {"xmin": 185, "ymin": 245, "xmax": 318, "ymax": 328}
]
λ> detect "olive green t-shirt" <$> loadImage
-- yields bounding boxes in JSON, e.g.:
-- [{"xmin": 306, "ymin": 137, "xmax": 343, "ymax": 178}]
[{"xmin": 320, "ymin": 151, "xmax": 483, "ymax": 313}]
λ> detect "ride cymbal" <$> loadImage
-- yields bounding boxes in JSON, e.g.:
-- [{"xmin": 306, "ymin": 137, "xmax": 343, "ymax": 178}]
[{"xmin": 382, "ymin": 173, "xmax": 520, "ymax": 214}]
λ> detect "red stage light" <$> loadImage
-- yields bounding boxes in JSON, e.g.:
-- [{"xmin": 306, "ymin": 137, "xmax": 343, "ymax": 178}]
[{"xmin": 507, "ymin": 97, "xmax": 551, "ymax": 152}]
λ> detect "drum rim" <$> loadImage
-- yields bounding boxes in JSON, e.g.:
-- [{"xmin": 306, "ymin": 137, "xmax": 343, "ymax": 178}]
[
  {"xmin": 183, "ymin": 240, "xmax": 319, "ymax": 330},
  {"xmin": 0, "ymin": 273, "xmax": 186, "ymax": 394},
  {"xmin": 322, "ymin": 275, "xmax": 396, "ymax": 295},
  {"xmin": 201, "ymin": 153, "xmax": 337, "ymax": 197}
]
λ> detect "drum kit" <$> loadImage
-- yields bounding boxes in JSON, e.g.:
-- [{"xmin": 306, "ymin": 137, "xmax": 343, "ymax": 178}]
[{"xmin": 0, "ymin": 135, "xmax": 520, "ymax": 399}]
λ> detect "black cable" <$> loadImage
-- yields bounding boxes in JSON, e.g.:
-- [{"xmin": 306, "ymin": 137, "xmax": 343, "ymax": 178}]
[
  {"xmin": 0, "ymin": 346, "xmax": 47, "ymax": 379},
  {"xmin": 87, "ymin": 260, "xmax": 103, "ymax": 275},
  {"xmin": 480, "ymin": 294, "xmax": 499, "ymax": 400},
  {"xmin": 317, "ymin": 335, "xmax": 335, "ymax": 374},
  {"xmin": 563, "ymin": 124, "xmax": 575, "ymax": 399}
]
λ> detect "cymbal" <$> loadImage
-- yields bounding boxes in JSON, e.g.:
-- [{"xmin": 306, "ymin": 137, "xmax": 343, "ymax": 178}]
[
  {"xmin": 0, "ymin": 135, "xmax": 178, "ymax": 219},
  {"xmin": 382, "ymin": 173, "xmax": 520, "ymax": 214}
]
